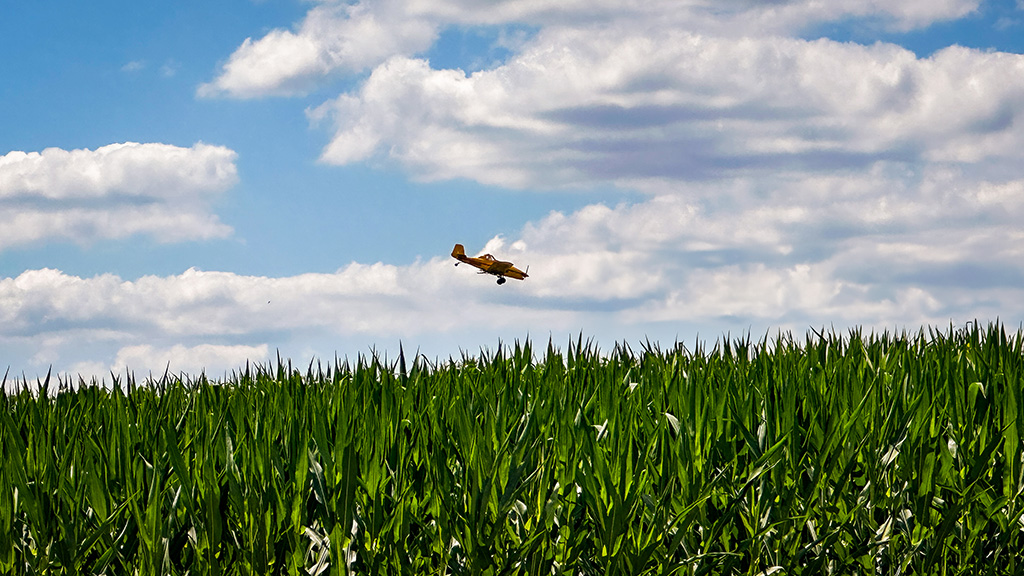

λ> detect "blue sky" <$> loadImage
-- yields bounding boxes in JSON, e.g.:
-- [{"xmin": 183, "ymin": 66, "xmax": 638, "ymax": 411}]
[{"xmin": 3, "ymin": 0, "xmax": 1024, "ymax": 379}]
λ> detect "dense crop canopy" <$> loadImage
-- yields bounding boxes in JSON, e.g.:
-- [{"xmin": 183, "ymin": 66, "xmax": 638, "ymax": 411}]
[{"xmin": 2, "ymin": 322, "xmax": 1023, "ymax": 574}]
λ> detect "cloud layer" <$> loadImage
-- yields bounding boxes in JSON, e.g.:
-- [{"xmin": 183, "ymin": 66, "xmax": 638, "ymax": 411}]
[
  {"xmin": 201, "ymin": 0, "xmax": 982, "ymax": 99},
  {"xmin": 0, "ymin": 142, "xmax": 238, "ymax": 250},
  {"xmin": 0, "ymin": 261, "xmax": 579, "ymax": 376},
  {"xmin": 8, "ymin": 0, "xmax": 1023, "ymax": 379},
  {"xmin": 310, "ymin": 34, "xmax": 1024, "ymax": 187},
  {"xmin": 4, "ymin": 184, "xmax": 1022, "ymax": 376},
  {"xmin": 296, "ymin": 2, "xmax": 1024, "ymax": 362}
]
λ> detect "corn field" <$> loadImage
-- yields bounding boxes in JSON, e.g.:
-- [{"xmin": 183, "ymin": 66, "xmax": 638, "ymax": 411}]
[{"xmin": 2, "ymin": 322, "xmax": 1023, "ymax": 574}]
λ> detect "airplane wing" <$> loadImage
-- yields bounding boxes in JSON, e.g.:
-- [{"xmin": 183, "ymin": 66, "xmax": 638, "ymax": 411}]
[{"xmin": 488, "ymin": 260, "xmax": 513, "ymax": 275}]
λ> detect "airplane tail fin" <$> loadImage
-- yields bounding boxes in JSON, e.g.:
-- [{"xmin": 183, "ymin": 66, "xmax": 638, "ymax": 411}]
[{"xmin": 452, "ymin": 243, "xmax": 466, "ymax": 258}]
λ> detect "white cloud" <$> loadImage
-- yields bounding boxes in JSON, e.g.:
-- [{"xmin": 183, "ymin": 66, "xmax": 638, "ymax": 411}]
[
  {"xmin": 312, "ymin": 31, "xmax": 1024, "ymax": 189},
  {"xmin": 0, "ymin": 257, "xmax": 585, "ymax": 377},
  {"xmin": 499, "ymin": 161, "xmax": 1024, "ymax": 336},
  {"xmin": 160, "ymin": 60, "xmax": 180, "ymax": 78},
  {"xmin": 112, "ymin": 343, "xmax": 271, "ymax": 377},
  {"xmin": 0, "ymin": 263, "xmax": 571, "ymax": 336},
  {"xmin": 4, "ymin": 158, "xmax": 1023, "ymax": 377},
  {"xmin": 60, "ymin": 343, "xmax": 270, "ymax": 384},
  {"xmin": 0, "ymin": 142, "xmax": 237, "ymax": 200},
  {"xmin": 13, "ymin": 0, "xmax": 1017, "ymax": 379},
  {"xmin": 754, "ymin": 0, "xmax": 980, "ymax": 31},
  {"xmin": 0, "ymin": 142, "xmax": 238, "ymax": 250},
  {"xmin": 2, "ymin": 206, "xmax": 232, "ymax": 248},
  {"xmin": 198, "ymin": 2, "xmax": 437, "ymax": 98},
  {"xmin": 203, "ymin": 0, "xmax": 981, "ymax": 99}
]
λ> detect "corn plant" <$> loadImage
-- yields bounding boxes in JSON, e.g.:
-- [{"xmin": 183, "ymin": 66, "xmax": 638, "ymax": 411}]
[{"xmin": 1, "ymin": 322, "xmax": 1022, "ymax": 574}]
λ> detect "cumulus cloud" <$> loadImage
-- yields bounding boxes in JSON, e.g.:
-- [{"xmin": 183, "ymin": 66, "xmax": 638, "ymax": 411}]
[
  {"xmin": 202, "ymin": 0, "xmax": 981, "ymax": 99},
  {"xmin": 59, "ymin": 344, "xmax": 272, "ymax": 384},
  {"xmin": 198, "ymin": 2, "xmax": 437, "ymax": 98},
  {"xmin": 4, "ymin": 159, "xmax": 1023, "ymax": 377},
  {"xmin": 512, "ymin": 166, "xmax": 1024, "ymax": 304},
  {"xmin": 0, "ymin": 142, "xmax": 238, "ymax": 250},
  {"xmin": 0, "ymin": 260, "xmax": 581, "ymax": 376},
  {"xmin": 311, "ymin": 32, "xmax": 1024, "ymax": 188},
  {"xmin": 111, "ymin": 343, "xmax": 271, "ymax": 377},
  {"xmin": 121, "ymin": 60, "xmax": 146, "ymax": 72},
  {"xmin": 0, "ymin": 263, "xmax": 568, "ymax": 338},
  {"xmin": 20, "ymin": 0, "xmax": 1015, "ymax": 379}
]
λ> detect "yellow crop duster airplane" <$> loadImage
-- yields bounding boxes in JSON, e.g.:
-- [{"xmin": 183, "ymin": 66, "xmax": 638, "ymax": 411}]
[{"xmin": 451, "ymin": 243, "xmax": 529, "ymax": 285}]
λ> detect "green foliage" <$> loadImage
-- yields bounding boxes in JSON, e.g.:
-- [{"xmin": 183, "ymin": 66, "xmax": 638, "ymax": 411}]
[{"xmin": 2, "ymin": 322, "xmax": 1023, "ymax": 574}]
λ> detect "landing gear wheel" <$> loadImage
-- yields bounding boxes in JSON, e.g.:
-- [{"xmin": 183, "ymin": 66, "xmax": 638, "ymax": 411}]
[{"xmin": 496, "ymin": 277, "xmax": 506, "ymax": 285}]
